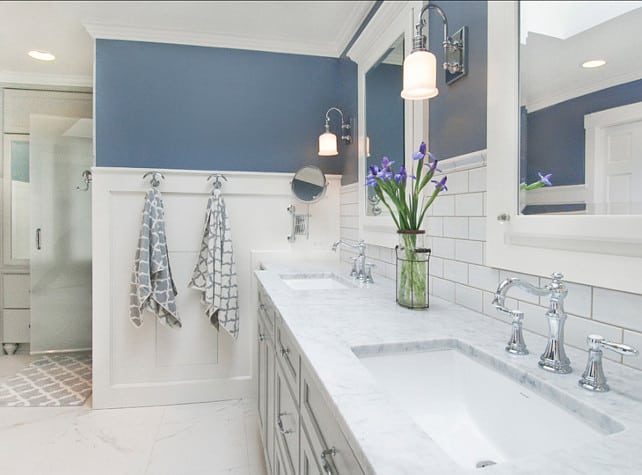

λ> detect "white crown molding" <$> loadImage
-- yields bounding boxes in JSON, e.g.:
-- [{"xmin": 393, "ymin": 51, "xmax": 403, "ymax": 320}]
[
  {"xmin": 347, "ymin": 1, "xmax": 410, "ymax": 64},
  {"xmin": 332, "ymin": 1, "xmax": 378, "ymax": 58},
  {"xmin": 0, "ymin": 71, "xmax": 92, "ymax": 89},
  {"xmin": 85, "ymin": 18, "xmax": 365, "ymax": 59}
]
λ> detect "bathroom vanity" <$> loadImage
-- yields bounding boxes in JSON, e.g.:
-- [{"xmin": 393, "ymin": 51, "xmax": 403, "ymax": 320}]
[{"xmin": 254, "ymin": 256, "xmax": 642, "ymax": 474}]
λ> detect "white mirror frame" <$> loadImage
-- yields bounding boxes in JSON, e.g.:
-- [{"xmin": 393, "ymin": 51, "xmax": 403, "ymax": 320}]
[
  {"xmin": 348, "ymin": 0, "xmax": 425, "ymax": 248},
  {"xmin": 486, "ymin": 1, "xmax": 642, "ymax": 294}
]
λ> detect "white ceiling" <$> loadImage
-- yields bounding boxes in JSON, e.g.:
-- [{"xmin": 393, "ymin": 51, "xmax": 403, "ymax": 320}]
[{"xmin": 0, "ymin": 1, "xmax": 374, "ymax": 88}]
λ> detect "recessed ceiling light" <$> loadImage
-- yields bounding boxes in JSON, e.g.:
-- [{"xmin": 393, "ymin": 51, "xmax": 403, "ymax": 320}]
[
  {"xmin": 28, "ymin": 50, "xmax": 56, "ymax": 62},
  {"xmin": 581, "ymin": 59, "xmax": 606, "ymax": 69}
]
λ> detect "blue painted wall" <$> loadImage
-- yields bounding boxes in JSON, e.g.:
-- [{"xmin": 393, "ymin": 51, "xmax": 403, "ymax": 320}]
[
  {"xmin": 428, "ymin": 1, "xmax": 488, "ymax": 160},
  {"xmin": 525, "ymin": 79, "xmax": 642, "ymax": 186},
  {"xmin": 96, "ymin": 39, "xmax": 357, "ymax": 179}
]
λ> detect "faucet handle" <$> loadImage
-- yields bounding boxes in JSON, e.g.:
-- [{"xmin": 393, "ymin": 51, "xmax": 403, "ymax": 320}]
[
  {"xmin": 350, "ymin": 257, "xmax": 358, "ymax": 277},
  {"xmin": 505, "ymin": 310, "xmax": 528, "ymax": 355},
  {"xmin": 587, "ymin": 335, "xmax": 638, "ymax": 356},
  {"xmin": 579, "ymin": 335, "xmax": 638, "ymax": 392},
  {"xmin": 551, "ymin": 272, "xmax": 564, "ymax": 281},
  {"xmin": 364, "ymin": 263, "xmax": 375, "ymax": 284}
]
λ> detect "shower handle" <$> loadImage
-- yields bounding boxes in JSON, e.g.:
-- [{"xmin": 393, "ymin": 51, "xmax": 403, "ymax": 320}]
[{"xmin": 36, "ymin": 228, "xmax": 42, "ymax": 250}]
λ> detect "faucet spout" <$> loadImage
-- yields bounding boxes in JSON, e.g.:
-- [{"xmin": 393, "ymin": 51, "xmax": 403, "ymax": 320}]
[
  {"xmin": 331, "ymin": 239, "xmax": 369, "ymax": 281},
  {"xmin": 493, "ymin": 273, "xmax": 572, "ymax": 374}
]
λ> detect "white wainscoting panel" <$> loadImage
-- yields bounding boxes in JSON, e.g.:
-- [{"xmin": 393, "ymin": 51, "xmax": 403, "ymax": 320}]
[{"xmin": 92, "ymin": 167, "xmax": 340, "ymax": 408}]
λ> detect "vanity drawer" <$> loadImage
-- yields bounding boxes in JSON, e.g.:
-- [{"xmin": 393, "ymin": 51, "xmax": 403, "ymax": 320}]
[
  {"xmin": 275, "ymin": 318, "xmax": 300, "ymax": 402},
  {"xmin": 275, "ymin": 360, "xmax": 299, "ymax": 475},
  {"xmin": 300, "ymin": 364, "xmax": 365, "ymax": 475},
  {"xmin": 3, "ymin": 274, "xmax": 30, "ymax": 308}
]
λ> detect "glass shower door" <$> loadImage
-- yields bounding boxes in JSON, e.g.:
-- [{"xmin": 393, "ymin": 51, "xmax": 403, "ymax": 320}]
[{"xmin": 29, "ymin": 115, "xmax": 93, "ymax": 353}]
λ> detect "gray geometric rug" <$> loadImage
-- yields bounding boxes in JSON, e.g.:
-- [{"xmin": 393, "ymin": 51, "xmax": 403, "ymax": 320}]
[{"xmin": 0, "ymin": 352, "xmax": 92, "ymax": 407}]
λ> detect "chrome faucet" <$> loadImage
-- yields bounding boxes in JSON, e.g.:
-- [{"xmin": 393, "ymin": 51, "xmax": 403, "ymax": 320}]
[
  {"xmin": 493, "ymin": 272, "xmax": 572, "ymax": 374},
  {"xmin": 579, "ymin": 335, "xmax": 638, "ymax": 392},
  {"xmin": 332, "ymin": 239, "xmax": 373, "ymax": 282}
]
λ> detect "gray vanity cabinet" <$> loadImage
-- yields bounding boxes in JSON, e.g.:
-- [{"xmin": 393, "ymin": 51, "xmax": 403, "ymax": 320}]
[
  {"xmin": 257, "ymin": 301, "xmax": 276, "ymax": 472},
  {"xmin": 257, "ymin": 282, "xmax": 366, "ymax": 475},
  {"xmin": 300, "ymin": 365, "xmax": 366, "ymax": 475}
]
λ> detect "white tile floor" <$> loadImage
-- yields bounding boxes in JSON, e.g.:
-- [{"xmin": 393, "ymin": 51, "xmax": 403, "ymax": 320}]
[{"xmin": 0, "ymin": 355, "xmax": 268, "ymax": 475}]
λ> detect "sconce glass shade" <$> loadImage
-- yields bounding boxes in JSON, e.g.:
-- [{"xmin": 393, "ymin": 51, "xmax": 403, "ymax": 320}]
[
  {"xmin": 401, "ymin": 50, "xmax": 439, "ymax": 100},
  {"xmin": 318, "ymin": 132, "xmax": 338, "ymax": 156}
]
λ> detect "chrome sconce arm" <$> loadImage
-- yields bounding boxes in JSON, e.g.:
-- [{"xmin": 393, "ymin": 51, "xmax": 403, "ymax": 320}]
[
  {"xmin": 401, "ymin": 2, "xmax": 468, "ymax": 100},
  {"xmin": 318, "ymin": 107, "xmax": 352, "ymax": 156}
]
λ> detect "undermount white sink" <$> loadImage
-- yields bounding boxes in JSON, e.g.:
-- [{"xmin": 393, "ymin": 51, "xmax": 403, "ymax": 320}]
[
  {"xmin": 279, "ymin": 273, "xmax": 351, "ymax": 291},
  {"xmin": 356, "ymin": 342, "xmax": 622, "ymax": 470}
]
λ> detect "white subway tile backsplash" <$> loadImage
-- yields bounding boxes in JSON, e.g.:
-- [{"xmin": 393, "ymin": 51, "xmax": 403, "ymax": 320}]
[
  {"xmin": 565, "ymin": 315, "xmax": 622, "ymax": 363},
  {"xmin": 443, "ymin": 217, "xmax": 468, "ymax": 239},
  {"xmin": 593, "ymin": 288, "xmax": 642, "ymax": 333},
  {"xmin": 561, "ymin": 282, "xmax": 592, "ymax": 319},
  {"xmin": 432, "ymin": 277, "xmax": 455, "ymax": 302},
  {"xmin": 426, "ymin": 216, "xmax": 444, "ymax": 237},
  {"xmin": 430, "ymin": 256, "xmax": 444, "ymax": 278},
  {"xmin": 469, "ymin": 264, "xmax": 500, "ymax": 293},
  {"xmin": 431, "ymin": 237, "xmax": 456, "ymax": 259},
  {"xmin": 340, "ymin": 215, "xmax": 358, "ymax": 230},
  {"xmin": 340, "ymin": 203, "xmax": 359, "ymax": 217},
  {"xmin": 378, "ymin": 246, "xmax": 394, "ymax": 264},
  {"xmin": 456, "ymin": 284, "xmax": 483, "ymax": 313},
  {"xmin": 443, "ymin": 260, "xmax": 468, "ymax": 284},
  {"xmin": 623, "ymin": 331, "xmax": 642, "ymax": 370},
  {"xmin": 431, "ymin": 195, "xmax": 455, "ymax": 216},
  {"xmin": 340, "ymin": 227, "xmax": 360, "ymax": 242},
  {"xmin": 449, "ymin": 170, "xmax": 469, "ymax": 194},
  {"xmin": 468, "ymin": 217, "xmax": 486, "ymax": 241},
  {"xmin": 468, "ymin": 167, "xmax": 487, "ymax": 192},
  {"xmin": 455, "ymin": 240, "xmax": 483, "ymax": 265},
  {"xmin": 455, "ymin": 193, "xmax": 484, "ymax": 217}
]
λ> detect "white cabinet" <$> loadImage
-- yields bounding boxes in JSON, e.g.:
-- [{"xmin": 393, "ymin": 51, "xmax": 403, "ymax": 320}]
[
  {"xmin": 2, "ymin": 274, "xmax": 30, "ymax": 353},
  {"xmin": 257, "ymin": 283, "xmax": 366, "ymax": 475}
]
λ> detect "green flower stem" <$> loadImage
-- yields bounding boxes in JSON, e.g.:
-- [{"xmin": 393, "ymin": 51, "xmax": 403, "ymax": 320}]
[{"xmin": 397, "ymin": 233, "xmax": 428, "ymax": 308}]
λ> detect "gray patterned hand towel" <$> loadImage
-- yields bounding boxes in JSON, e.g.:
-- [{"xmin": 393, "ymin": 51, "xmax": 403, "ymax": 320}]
[
  {"xmin": 129, "ymin": 187, "xmax": 181, "ymax": 329},
  {"xmin": 188, "ymin": 189, "xmax": 239, "ymax": 339}
]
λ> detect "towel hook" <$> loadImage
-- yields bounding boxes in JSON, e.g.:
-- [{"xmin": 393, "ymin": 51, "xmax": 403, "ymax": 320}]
[
  {"xmin": 207, "ymin": 173, "xmax": 228, "ymax": 190},
  {"xmin": 143, "ymin": 171, "xmax": 165, "ymax": 187}
]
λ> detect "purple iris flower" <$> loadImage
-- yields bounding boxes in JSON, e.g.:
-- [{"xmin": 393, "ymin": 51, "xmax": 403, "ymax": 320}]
[
  {"xmin": 366, "ymin": 165, "xmax": 381, "ymax": 186},
  {"xmin": 431, "ymin": 176, "xmax": 448, "ymax": 192},
  {"xmin": 394, "ymin": 166, "xmax": 407, "ymax": 183},
  {"xmin": 538, "ymin": 172, "xmax": 552, "ymax": 186},
  {"xmin": 381, "ymin": 156, "xmax": 395, "ymax": 170},
  {"xmin": 413, "ymin": 142, "xmax": 427, "ymax": 160},
  {"xmin": 425, "ymin": 158, "xmax": 441, "ymax": 174}
]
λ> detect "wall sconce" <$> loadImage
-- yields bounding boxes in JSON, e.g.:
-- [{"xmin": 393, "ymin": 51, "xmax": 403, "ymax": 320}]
[
  {"xmin": 318, "ymin": 107, "xmax": 352, "ymax": 156},
  {"xmin": 401, "ymin": 2, "xmax": 468, "ymax": 100}
]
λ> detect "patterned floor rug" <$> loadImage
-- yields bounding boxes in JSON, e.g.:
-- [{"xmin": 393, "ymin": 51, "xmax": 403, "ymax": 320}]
[{"xmin": 0, "ymin": 352, "xmax": 92, "ymax": 407}]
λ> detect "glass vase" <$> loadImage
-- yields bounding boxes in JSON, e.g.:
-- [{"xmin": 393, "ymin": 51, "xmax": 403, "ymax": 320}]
[{"xmin": 395, "ymin": 230, "xmax": 430, "ymax": 309}]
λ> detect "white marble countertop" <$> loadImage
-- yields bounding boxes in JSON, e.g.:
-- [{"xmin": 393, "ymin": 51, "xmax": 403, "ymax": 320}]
[{"xmin": 254, "ymin": 252, "xmax": 642, "ymax": 475}]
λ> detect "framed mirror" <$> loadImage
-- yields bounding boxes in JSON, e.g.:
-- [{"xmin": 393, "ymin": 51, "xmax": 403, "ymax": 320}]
[
  {"xmin": 291, "ymin": 165, "xmax": 327, "ymax": 203},
  {"xmin": 3, "ymin": 134, "xmax": 31, "ymax": 266},
  {"xmin": 365, "ymin": 35, "xmax": 405, "ymax": 216},
  {"xmin": 518, "ymin": 1, "xmax": 642, "ymax": 215},
  {"xmin": 487, "ymin": 1, "xmax": 642, "ymax": 294},
  {"xmin": 348, "ymin": 1, "xmax": 424, "ymax": 247}
]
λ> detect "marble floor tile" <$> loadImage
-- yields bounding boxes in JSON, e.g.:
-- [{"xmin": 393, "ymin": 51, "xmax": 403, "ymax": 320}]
[{"xmin": 0, "ymin": 357, "xmax": 266, "ymax": 475}]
